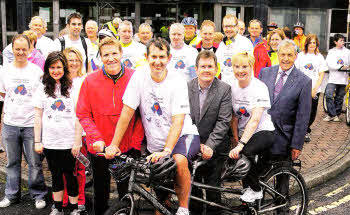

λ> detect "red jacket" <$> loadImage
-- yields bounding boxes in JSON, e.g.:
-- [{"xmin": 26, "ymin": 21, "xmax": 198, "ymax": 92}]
[
  {"xmin": 76, "ymin": 67, "xmax": 144, "ymax": 154},
  {"xmin": 253, "ymin": 40, "xmax": 271, "ymax": 78}
]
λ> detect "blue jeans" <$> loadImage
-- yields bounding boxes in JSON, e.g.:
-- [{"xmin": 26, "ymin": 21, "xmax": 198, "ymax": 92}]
[
  {"xmin": 325, "ymin": 83, "xmax": 346, "ymax": 117},
  {"xmin": 2, "ymin": 124, "xmax": 47, "ymax": 201}
]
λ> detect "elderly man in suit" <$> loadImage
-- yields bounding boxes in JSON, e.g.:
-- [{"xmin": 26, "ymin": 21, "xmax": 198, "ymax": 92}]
[
  {"xmin": 259, "ymin": 39, "xmax": 311, "ymax": 213},
  {"xmin": 188, "ymin": 50, "xmax": 232, "ymax": 215}
]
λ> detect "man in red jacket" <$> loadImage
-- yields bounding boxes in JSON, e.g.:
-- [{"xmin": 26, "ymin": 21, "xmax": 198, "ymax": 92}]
[{"xmin": 76, "ymin": 37, "xmax": 144, "ymax": 215}]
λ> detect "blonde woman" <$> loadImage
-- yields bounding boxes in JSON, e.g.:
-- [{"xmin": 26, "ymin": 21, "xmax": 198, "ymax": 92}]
[
  {"xmin": 227, "ymin": 52, "xmax": 275, "ymax": 203},
  {"xmin": 62, "ymin": 47, "xmax": 87, "ymax": 212}
]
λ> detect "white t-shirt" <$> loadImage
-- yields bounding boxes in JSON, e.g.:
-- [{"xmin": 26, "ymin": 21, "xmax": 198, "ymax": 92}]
[
  {"xmin": 121, "ymin": 40, "xmax": 147, "ymax": 70},
  {"xmin": 72, "ymin": 75, "xmax": 87, "ymax": 136},
  {"xmin": 53, "ymin": 35, "xmax": 96, "ymax": 71},
  {"xmin": 216, "ymin": 34, "xmax": 254, "ymax": 82},
  {"xmin": 168, "ymin": 44, "xmax": 198, "ymax": 82},
  {"xmin": 123, "ymin": 67, "xmax": 199, "ymax": 153},
  {"xmin": 33, "ymin": 83, "xmax": 77, "ymax": 149},
  {"xmin": 295, "ymin": 52, "xmax": 328, "ymax": 93},
  {"xmin": 326, "ymin": 47, "xmax": 350, "ymax": 85},
  {"xmin": 2, "ymin": 44, "xmax": 13, "ymax": 67},
  {"xmin": 0, "ymin": 62, "xmax": 43, "ymax": 127},
  {"xmin": 36, "ymin": 35, "xmax": 54, "ymax": 59},
  {"xmin": 227, "ymin": 77, "xmax": 274, "ymax": 137}
]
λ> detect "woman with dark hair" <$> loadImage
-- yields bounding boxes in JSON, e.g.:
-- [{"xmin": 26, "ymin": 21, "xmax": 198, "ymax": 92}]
[
  {"xmin": 33, "ymin": 51, "xmax": 82, "ymax": 215},
  {"xmin": 295, "ymin": 34, "xmax": 327, "ymax": 142}
]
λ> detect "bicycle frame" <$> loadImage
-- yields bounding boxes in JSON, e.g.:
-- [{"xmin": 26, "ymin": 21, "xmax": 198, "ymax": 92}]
[{"xmin": 113, "ymin": 157, "xmax": 300, "ymax": 215}]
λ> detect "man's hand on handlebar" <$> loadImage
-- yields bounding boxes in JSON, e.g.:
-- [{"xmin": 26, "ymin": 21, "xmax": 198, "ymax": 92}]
[
  {"xmin": 200, "ymin": 144, "xmax": 213, "ymax": 160},
  {"xmin": 146, "ymin": 151, "xmax": 170, "ymax": 163},
  {"xmin": 93, "ymin": 141, "xmax": 105, "ymax": 153},
  {"xmin": 105, "ymin": 145, "xmax": 121, "ymax": 159}
]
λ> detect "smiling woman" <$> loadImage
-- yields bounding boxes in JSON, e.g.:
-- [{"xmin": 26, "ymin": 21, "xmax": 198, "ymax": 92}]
[{"xmin": 225, "ymin": 52, "xmax": 275, "ymax": 203}]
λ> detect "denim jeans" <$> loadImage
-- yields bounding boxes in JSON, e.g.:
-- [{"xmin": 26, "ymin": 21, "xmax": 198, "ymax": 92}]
[
  {"xmin": 2, "ymin": 124, "xmax": 47, "ymax": 201},
  {"xmin": 325, "ymin": 83, "xmax": 346, "ymax": 117}
]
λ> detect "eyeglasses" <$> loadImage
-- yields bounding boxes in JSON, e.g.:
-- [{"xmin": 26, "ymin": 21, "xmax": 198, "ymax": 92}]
[{"xmin": 68, "ymin": 59, "xmax": 81, "ymax": 63}]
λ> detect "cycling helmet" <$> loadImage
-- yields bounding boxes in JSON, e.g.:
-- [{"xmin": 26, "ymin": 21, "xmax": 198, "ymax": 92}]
[
  {"xmin": 150, "ymin": 156, "xmax": 177, "ymax": 184},
  {"xmin": 221, "ymin": 155, "xmax": 251, "ymax": 182},
  {"xmin": 98, "ymin": 29, "xmax": 114, "ymax": 39},
  {"xmin": 293, "ymin": 22, "xmax": 304, "ymax": 30},
  {"xmin": 109, "ymin": 157, "xmax": 132, "ymax": 183},
  {"xmin": 181, "ymin": 17, "xmax": 197, "ymax": 27},
  {"xmin": 267, "ymin": 22, "xmax": 278, "ymax": 29}
]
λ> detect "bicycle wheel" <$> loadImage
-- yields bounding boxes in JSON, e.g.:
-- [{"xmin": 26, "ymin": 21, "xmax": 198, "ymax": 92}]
[
  {"xmin": 258, "ymin": 166, "xmax": 308, "ymax": 215},
  {"xmin": 105, "ymin": 199, "xmax": 133, "ymax": 215}
]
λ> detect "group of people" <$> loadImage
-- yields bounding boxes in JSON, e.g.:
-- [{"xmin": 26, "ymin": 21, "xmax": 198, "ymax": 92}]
[{"xmin": 0, "ymin": 10, "xmax": 348, "ymax": 215}]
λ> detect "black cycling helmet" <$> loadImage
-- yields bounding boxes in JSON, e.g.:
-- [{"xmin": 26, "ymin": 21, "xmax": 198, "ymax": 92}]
[
  {"xmin": 109, "ymin": 157, "xmax": 132, "ymax": 183},
  {"xmin": 293, "ymin": 22, "xmax": 304, "ymax": 30},
  {"xmin": 221, "ymin": 155, "xmax": 251, "ymax": 182},
  {"xmin": 150, "ymin": 156, "xmax": 177, "ymax": 184}
]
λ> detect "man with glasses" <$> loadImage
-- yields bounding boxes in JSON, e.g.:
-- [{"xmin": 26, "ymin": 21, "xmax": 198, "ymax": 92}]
[{"xmin": 216, "ymin": 14, "xmax": 253, "ymax": 82}]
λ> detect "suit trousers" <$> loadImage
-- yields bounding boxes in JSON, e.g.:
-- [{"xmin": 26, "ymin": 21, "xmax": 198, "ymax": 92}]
[{"xmin": 190, "ymin": 155, "xmax": 225, "ymax": 215}]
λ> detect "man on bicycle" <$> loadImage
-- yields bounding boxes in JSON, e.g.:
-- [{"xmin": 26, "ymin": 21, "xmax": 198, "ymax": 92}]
[
  {"xmin": 107, "ymin": 38, "xmax": 200, "ymax": 215},
  {"xmin": 188, "ymin": 50, "xmax": 232, "ymax": 214}
]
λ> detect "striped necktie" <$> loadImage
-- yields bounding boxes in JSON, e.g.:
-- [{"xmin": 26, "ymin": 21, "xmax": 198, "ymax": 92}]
[{"xmin": 274, "ymin": 71, "xmax": 287, "ymax": 101}]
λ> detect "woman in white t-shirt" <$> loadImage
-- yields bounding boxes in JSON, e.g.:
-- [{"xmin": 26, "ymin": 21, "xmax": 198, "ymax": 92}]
[
  {"xmin": 63, "ymin": 47, "xmax": 87, "ymax": 211},
  {"xmin": 33, "ymin": 51, "xmax": 82, "ymax": 214},
  {"xmin": 227, "ymin": 52, "xmax": 275, "ymax": 203},
  {"xmin": 295, "ymin": 34, "xmax": 327, "ymax": 141}
]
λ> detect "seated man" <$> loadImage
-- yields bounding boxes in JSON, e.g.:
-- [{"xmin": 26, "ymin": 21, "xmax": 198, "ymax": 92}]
[
  {"xmin": 188, "ymin": 50, "xmax": 232, "ymax": 215},
  {"xmin": 107, "ymin": 38, "xmax": 200, "ymax": 215}
]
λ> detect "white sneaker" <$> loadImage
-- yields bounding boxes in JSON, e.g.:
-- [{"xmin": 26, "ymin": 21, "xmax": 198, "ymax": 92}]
[
  {"xmin": 49, "ymin": 208, "xmax": 64, "ymax": 215},
  {"xmin": 0, "ymin": 197, "xmax": 11, "ymax": 208},
  {"xmin": 176, "ymin": 206, "xmax": 190, "ymax": 215},
  {"xmin": 333, "ymin": 116, "xmax": 341, "ymax": 122},
  {"xmin": 35, "ymin": 199, "xmax": 46, "ymax": 209},
  {"xmin": 323, "ymin": 115, "xmax": 334, "ymax": 122},
  {"xmin": 240, "ymin": 187, "xmax": 263, "ymax": 203}
]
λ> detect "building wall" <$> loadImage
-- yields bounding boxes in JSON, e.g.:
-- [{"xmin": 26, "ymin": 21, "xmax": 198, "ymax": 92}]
[{"xmin": 0, "ymin": 0, "xmax": 349, "ymax": 51}]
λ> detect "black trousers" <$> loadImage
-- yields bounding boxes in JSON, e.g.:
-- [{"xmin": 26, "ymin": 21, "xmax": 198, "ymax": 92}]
[
  {"xmin": 190, "ymin": 155, "xmax": 225, "ymax": 215},
  {"xmin": 242, "ymin": 130, "xmax": 275, "ymax": 192},
  {"xmin": 307, "ymin": 93, "xmax": 320, "ymax": 133},
  {"xmin": 90, "ymin": 148, "xmax": 140, "ymax": 215},
  {"xmin": 44, "ymin": 148, "xmax": 78, "ymax": 196}
]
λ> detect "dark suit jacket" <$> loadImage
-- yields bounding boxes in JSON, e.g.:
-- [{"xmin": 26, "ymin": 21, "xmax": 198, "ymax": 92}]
[
  {"xmin": 188, "ymin": 77, "xmax": 232, "ymax": 156},
  {"xmin": 259, "ymin": 65, "xmax": 312, "ymax": 155}
]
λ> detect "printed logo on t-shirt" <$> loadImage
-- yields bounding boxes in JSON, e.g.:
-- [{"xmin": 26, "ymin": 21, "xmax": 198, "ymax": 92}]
[
  {"xmin": 14, "ymin": 84, "xmax": 27, "ymax": 95},
  {"xmin": 337, "ymin": 59, "xmax": 344, "ymax": 64},
  {"xmin": 51, "ymin": 99, "xmax": 66, "ymax": 111},
  {"xmin": 123, "ymin": 59, "xmax": 133, "ymax": 68},
  {"xmin": 304, "ymin": 63, "xmax": 314, "ymax": 70},
  {"xmin": 224, "ymin": 58, "xmax": 232, "ymax": 67},
  {"xmin": 151, "ymin": 102, "xmax": 162, "ymax": 115},
  {"xmin": 236, "ymin": 106, "xmax": 250, "ymax": 118},
  {"xmin": 175, "ymin": 60, "xmax": 186, "ymax": 69}
]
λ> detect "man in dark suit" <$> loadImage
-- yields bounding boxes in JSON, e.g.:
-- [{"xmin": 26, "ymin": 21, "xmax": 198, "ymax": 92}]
[
  {"xmin": 259, "ymin": 39, "xmax": 312, "ymax": 213},
  {"xmin": 188, "ymin": 50, "xmax": 232, "ymax": 215}
]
